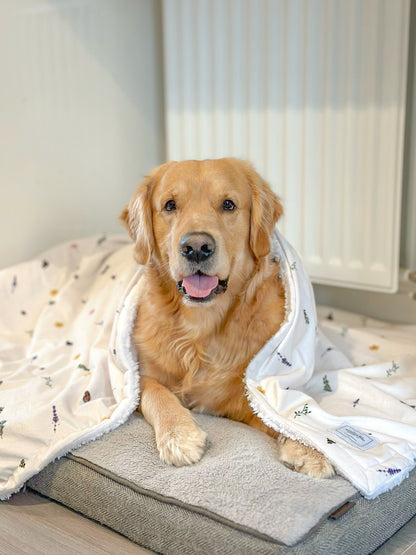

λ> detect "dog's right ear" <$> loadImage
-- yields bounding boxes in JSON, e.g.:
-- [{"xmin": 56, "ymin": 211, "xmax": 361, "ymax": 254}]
[
  {"xmin": 120, "ymin": 177, "xmax": 154, "ymax": 265},
  {"xmin": 120, "ymin": 162, "xmax": 175, "ymax": 265}
]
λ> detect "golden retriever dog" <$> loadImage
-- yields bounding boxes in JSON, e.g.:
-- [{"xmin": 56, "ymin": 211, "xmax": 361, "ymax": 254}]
[{"xmin": 121, "ymin": 158, "xmax": 333, "ymax": 479}]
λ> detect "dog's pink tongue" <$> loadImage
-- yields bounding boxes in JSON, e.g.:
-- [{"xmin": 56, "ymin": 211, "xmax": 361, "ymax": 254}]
[{"xmin": 182, "ymin": 274, "xmax": 219, "ymax": 298}]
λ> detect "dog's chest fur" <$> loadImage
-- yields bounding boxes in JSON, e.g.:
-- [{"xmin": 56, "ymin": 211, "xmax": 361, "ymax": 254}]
[{"xmin": 133, "ymin": 265, "xmax": 285, "ymax": 423}]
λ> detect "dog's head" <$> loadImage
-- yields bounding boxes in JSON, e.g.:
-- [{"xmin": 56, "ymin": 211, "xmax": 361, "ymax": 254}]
[{"xmin": 121, "ymin": 158, "xmax": 282, "ymax": 305}]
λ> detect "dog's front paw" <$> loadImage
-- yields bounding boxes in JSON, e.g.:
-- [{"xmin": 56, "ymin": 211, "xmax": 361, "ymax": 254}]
[
  {"xmin": 157, "ymin": 421, "xmax": 207, "ymax": 466},
  {"xmin": 278, "ymin": 437, "xmax": 334, "ymax": 479}
]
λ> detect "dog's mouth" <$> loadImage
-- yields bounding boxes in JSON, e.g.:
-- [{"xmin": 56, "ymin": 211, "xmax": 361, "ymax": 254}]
[{"xmin": 177, "ymin": 271, "xmax": 228, "ymax": 303}]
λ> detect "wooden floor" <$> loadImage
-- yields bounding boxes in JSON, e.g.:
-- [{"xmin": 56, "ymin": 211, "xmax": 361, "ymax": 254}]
[
  {"xmin": 0, "ymin": 490, "xmax": 150, "ymax": 554},
  {"xmin": 375, "ymin": 517, "xmax": 416, "ymax": 555},
  {"xmin": 0, "ymin": 490, "xmax": 415, "ymax": 554}
]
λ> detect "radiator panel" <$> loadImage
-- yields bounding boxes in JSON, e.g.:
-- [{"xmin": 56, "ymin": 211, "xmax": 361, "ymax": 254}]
[{"xmin": 163, "ymin": 0, "xmax": 410, "ymax": 291}]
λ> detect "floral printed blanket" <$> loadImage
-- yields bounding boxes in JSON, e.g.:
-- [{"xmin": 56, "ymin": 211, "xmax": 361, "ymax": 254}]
[
  {"xmin": 0, "ymin": 232, "xmax": 415, "ymax": 500},
  {"xmin": 0, "ymin": 235, "xmax": 141, "ymax": 499},
  {"xmin": 246, "ymin": 232, "xmax": 416, "ymax": 499}
]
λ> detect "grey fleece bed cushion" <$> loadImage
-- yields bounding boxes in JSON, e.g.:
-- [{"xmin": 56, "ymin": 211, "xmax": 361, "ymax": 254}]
[{"xmin": 28, "ymin": 413, "xmax": 416, "ymax": 554}]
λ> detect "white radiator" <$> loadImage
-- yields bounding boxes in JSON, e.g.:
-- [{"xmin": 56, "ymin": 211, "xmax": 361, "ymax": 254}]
[{"xmin": 162, "ymin": 0, "xmax": 410, "ymax": 292}]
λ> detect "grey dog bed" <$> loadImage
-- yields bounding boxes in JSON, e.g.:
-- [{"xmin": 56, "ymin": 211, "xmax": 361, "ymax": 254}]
[{"xmin": 28, "ymin": 413, "xmax": 416, "ymax": 554}]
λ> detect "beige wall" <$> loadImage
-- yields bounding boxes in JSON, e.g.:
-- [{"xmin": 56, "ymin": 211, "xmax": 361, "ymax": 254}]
[
  {"xmin": 0, "ymin": 0, "xmax": 165, "ymax": 269},
  {"xmin": 313, "ymin": 283, "xmax": 416, "ymax": 325}
]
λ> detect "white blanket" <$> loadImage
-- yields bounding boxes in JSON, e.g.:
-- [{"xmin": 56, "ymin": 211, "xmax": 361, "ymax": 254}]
[
  {"xmin": 0, "ymin": 235, "xmax": 140, "ymax": 499},
  {"xmin": 0, "ymin": 232, "xmax": 415, "ymax": 500},
  {"xmin": 246, "ymin": 231, "xmax": 416, "ymax": 499}
]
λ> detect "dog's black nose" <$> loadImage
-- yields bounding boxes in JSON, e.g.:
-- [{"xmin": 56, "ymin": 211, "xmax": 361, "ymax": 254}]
[{"xmin": 180, "ymin": 232, "xmax": 216, "ymax": 263}]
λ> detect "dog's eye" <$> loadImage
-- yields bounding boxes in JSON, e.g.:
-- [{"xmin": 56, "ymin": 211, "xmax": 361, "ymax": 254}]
[
  {"xmin": 222, "ymin": 199, "xmax": 236, "ymax": 211},
  {"xmin": 164, "ymin": 200, "xmax": 176, "ymax": 212}
]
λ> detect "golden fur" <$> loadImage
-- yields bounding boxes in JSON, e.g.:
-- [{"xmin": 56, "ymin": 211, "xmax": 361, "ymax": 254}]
[{"xmin": 121, "ymin": 158, "xmax": 333, "ymax": 478}]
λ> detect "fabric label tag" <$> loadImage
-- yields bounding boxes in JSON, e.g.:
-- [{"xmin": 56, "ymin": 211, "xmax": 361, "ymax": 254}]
[{"xmin": 332, "ymin": 423, "xmax": 378, "ymax": 450}]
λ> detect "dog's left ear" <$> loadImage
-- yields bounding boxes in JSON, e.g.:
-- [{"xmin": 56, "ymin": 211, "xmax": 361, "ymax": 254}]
[{"xmin": 247, "ymin": 164, "xmax": 283, "ymax": 260}]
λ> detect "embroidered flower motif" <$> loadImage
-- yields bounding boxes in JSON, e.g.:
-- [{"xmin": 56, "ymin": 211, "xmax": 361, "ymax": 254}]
[
  {"xmin": 327, "ymin": 438, "xmax": 336, "ymax": 444},
  {"xmin": 54, "ymin": 322, "xmax": 64, "ymax": 328},
  {"xmin": 11, "ymin": 276, "xmax": 17, "ymax": 293},
  {"xmin": 290, "ymin": 261, "xmax": 297, "ymax": 270},
  {"xmin": 377, "ymin": 468, "xmax": 401, "ymax": 476},
  {"xmin": 0, "ymin": 420, "xmax": 6, "ymax": 439},
  {"xmin": 323, "ymin": 375, "xmax": 332, "ymax": 392},
  {"xmin": 41, "ymin": 260, "xmax": 49, "ymax": 269},
  {"xmin": 276, "ymin": 351, "xmax": 291, "ymax": 367},
  {"xmin": 97, "ymin": 235, "xmax": 107, "ymax": 246},
  {"xmin": 353, "ymin": 398, "xmax": 360, "ymax": 408},
  {"xmin": 294, "ymin": 404, "xmax": 311, "ymax": 418},
  {"xmin": 257, "ymin": 385, "xmax": 266, "ymax": 394},
  {"xmin": 52, "ymin": 406, "xmax": 59, "ymax": 433},
  {"xmin": 303, "ymin": 309, "xmax": 310, "ymax": 324},
  {"xmin": 386, "ymin": 361, "xmax": 399, "ymax": 377},
  {"xmin": 19, "ymin": 459, "xmax": 26, "ymax": 468},
  {"xmin": 83, "ymin": 391, "xmax": 91, "ymax": 403},
  {"xmin": 43, "ymin": 377, "xmax": 52, "ymax": 388},
  {"xmin": 50, "ymin": 289, "xmax": 58, "ymax": 296},
  {"xmin": 78, "ymin": 363, "xmax": 90, "ymax": 372},
  {"xmin": 369, "ymin": 345, "xmax": 379, "ymax": 351}
]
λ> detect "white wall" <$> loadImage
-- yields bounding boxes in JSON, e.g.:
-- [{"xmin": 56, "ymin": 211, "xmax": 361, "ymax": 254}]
[{"xmin": 0, "ymin": 0, "xmax": 165, "ymax": 269}]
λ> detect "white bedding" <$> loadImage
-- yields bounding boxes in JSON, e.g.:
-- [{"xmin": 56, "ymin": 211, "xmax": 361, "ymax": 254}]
[
  {"xmin": 0, "ymin": 235, "xmax": 140, "ymax": 499},
  {"xmin": 0, "ymin": 232, "xmax": 415, "ymax": 500},
  {"xmin": 246, "ymin": 231, "xmax": 416, "ymax": 499}
]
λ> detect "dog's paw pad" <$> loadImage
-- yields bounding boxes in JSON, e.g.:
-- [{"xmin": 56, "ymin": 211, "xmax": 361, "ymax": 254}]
[
  {"xmin": 157, "ymin": 425, "xmax": 207, "ymax": 466},
  {"xmin": 278, "ymin": 437, "xmax": 335, "ymax": 479}
]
